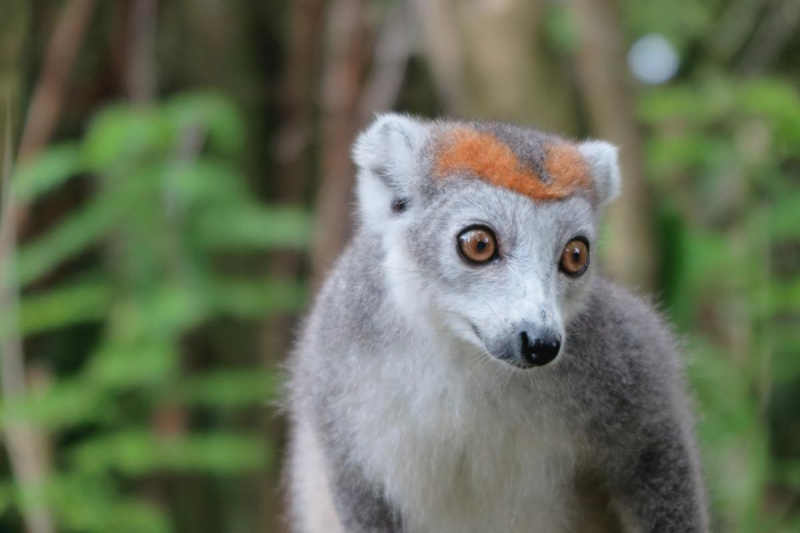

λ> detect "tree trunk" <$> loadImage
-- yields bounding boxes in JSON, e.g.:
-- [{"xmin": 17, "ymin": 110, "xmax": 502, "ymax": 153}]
[
  {"xmin": 567, "ymin": 0, "xmax": 658, "ymax": 290},
  {"xmin": 0, "ymin": 0, "xmax": 29, "ymax": 182},
  {"xmin": 411, "ymin": 0, "xmax": 578, "ymax": 134},
  {"xmin": 262, "ymin": 1, "xmax": 328, "ymax": 531},
  {"xmin": 0, "ymin": 6, "xmax": 56, "ymax": 533},
  {"xmin": 311, "ymin": 0, "xmax": 372, "ymax": 281}
]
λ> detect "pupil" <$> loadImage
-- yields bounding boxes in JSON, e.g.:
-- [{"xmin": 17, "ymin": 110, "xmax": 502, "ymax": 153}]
[
  {"xmin": 476, "ymin": 240, "xmax": 487, "ymax": 252},
  {"xmin": 572, "ymin": 249, "xmax": 580, "ymax": 262}
]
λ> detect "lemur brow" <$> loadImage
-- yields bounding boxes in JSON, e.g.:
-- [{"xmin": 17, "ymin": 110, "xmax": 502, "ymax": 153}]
[{"xmin": 432, "ymin": 126, "xmax": 591, "ymax": 201}]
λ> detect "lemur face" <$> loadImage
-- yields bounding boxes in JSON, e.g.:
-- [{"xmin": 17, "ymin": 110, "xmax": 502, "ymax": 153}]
[
  {"xmin": 402, "ymin": 180, "xmax": 597, "ymax": 369},
  {"xmin": 353, "ymin": 114, "xmax": 620, "ymax": 370}
]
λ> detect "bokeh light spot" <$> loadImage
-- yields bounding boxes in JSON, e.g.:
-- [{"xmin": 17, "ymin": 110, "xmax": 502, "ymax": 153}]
[{"xmin": 627, "ymin": 33, "xmax": 680, "ymax": 85}]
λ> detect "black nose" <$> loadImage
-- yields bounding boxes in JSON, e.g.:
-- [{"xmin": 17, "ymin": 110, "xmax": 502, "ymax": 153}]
[{"xmin": 519, "ymin": 330, "xmax": 561, "ymax": 367}]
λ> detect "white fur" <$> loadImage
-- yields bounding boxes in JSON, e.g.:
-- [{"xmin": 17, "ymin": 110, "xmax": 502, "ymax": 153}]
[
  {"xmin": 348, "ymin": 315, "xmax": 578, "ymax": 532},
  {"xmin": 354, "ymin": 168, "xmax": 395, "ymax": 229},
  {"xmin": 578, "ymin": 141, "xmax": 622, "ymax": 205},
  {"xmin": 290, "ymin": 417, "xmax": 344, "ymax": 533},
  {"xmin": 335, "ymin": 232, "xmax": 582, "ymax": 533},
  {"xmin": 353, "ymin": 113, "xmax": 430, "ymax": 227}
]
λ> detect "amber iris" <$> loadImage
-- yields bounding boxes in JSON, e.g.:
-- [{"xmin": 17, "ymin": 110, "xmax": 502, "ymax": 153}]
[
  {"xmin": 560, "ymin": 238, "xmax": 590, "ymax": 276},
  {"xmin": 458, "ymin": 227, "xmax": 497, "ymax": 264}
]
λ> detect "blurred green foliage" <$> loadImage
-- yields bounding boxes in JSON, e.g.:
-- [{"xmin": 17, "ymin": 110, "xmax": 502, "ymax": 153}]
[
  {"xmin": 0, "ymin": 93, "xmax": 310, "ymax": 532},
  {"xmin": 640, "ymin": 70, "xmax": 800, "ymax": 533}
]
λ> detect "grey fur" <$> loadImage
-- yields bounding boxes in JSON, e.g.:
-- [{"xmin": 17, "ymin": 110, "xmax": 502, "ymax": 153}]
[{"xmin": 286, "ymin": 115, "xmax": 708, "ymax": 532}]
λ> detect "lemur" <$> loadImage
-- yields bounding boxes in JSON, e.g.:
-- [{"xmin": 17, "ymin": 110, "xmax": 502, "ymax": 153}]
[{"xmin": 286, "ymin": 114, "xmax": 709, "ymax": 533}]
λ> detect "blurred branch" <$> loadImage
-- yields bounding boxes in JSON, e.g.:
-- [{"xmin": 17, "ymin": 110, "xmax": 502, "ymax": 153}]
[
  {"xmin": 275, "ymin": 0, "xmax": 328, "ymax": 199},
  {"xmin": 270, "ymin": 0, "xmax": 328, "ymax": 290},
  {"xmin": 738, "ymin": 0, "xmax": 800, "ymax": 75},
  {"xmin": 408, "ymin": 0, "xmax": 468, "ymax": 111},
  {"xmin": 311, "ymin": 0, "xmax": 414, "ymax": 282},
  {"xmin": 311, "ymin": 0, "xmax": 371, "ymax": 281},
  {"xmin": 567, "ymin": 0, "xmax": 657, "ymax": 290},
  {"xmin": 17, "ymin": 0, "xmax": 96, "ymax": 164},
  {"xmin": 410, "ymin": 0, "xmax": 577, "ymax": 132},
  {"xmin": 1, "ymin": 98, "xmax": 55, "ymax": 533},
  {"xmin": 709, "ymin": 0, "xmax": 771, "ymax": 62},
  {"xmin": 0, "ymin": 11, "xmax": 55, "ymax": 531},
  {"xmin": 0, "ymin": 0, "xmax": 30, "ymax": 187},
  {"xmin": 123, "ymin": 0, "xmax": 157, "ymax": 103},
  {"xmin": 358, "ymin": 1, "xmax": 413, "ymax": 123},
  {"xmin": 11, "ymin": 0, "xmax": 95, "ymax": 249},
  {"xmin": 266, "ymin": 3, "xmax": 330, "ymax": 527}
]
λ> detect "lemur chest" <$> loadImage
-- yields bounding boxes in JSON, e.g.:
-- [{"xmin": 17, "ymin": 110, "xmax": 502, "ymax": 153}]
[
  {"xmin": 354, "ymin": 356, "xmax": 580, "ymax": 532},
  {"xmin": 398, "ymin": 430, "xmax": 576, "ymax": 533}
]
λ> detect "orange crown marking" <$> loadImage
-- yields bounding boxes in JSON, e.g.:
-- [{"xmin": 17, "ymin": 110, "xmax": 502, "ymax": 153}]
[{"xmin": 433, "ymin": 128, "xmax": 591, "ymax": 201}]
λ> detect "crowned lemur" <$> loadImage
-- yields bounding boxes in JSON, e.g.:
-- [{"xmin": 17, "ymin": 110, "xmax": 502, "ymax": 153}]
[{"xmin": 286, "ymin": 114, "xmax": 709, "ymax": 533}]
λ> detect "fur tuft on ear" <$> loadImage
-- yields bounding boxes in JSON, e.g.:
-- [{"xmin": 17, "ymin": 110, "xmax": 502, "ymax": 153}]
[
  {"xmin": 578, "ymin": 141, "xmax": 622, "ymax": 205},
  {"xmin": 352, "ymin": 113, "xmax": 429, "ymax": 226}
]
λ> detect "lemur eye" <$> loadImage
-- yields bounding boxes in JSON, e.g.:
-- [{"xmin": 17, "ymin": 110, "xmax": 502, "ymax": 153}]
[
  {"xmin": 560, "ymin": 237, "xmax": 590, "ymax": 276},
  {"xmin": 457, "ymin": 226, "xmax": 498, "ymax": 264}
]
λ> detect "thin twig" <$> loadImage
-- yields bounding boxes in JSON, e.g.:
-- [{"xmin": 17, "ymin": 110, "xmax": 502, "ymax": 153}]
[
  {"xmin": 0, "ymin": 5, "xmax": 96, "ymax": 528},
  {"xmin": 312, "ymin": 0, "xmax": 415, "ymax": 283},
  {"xmin": 1, "ymin": 95, "xmax": 55, "ymax": 533},
  {"xmin": 274, "ymin": 0, "xmax": 328, "ymax": 198},
  {"xmin": 408, "ymin": 0, "xmax": 469, "ymax": 113},
  {"xmin": 12, "ymin": 0, "xmax": 96, "ymax": 241},
  {"xmin": 708, "ymin": 0, "xmax": 771, "ymax": 62},
  {"xmin": 17, "ymin": 0, "xmax": 96, "ymax": 164},
  {"xmin": 311, "ymin": 0, "xmax": 372, "ymax": 282},
  {"xmin": 124, "ymin": 0, "xmax": 158, "ymax": 103},
  {"xmin": 358, "ymin": 2, "xmax": 413, "ymax": 124},
  {"xmin": 738, "ymin": 0, "xmax": 800, "ymax": 75}
]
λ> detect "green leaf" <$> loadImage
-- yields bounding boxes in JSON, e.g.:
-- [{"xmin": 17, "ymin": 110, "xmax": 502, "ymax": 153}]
[
  {"xmin": 87, "ymin": 341, "xmax": 180, "ymax": 388},
  {"xmin": 739, "ymin": 79, "xmax": 800, "ymax": 148},
  {"xmin": 172, "ymin": 369, "xmax": 283, "ymax": 407},
  {"xmin": 14, "ymin": 195, "xmax": 118, "ymax": 286},
  {"xmin": 647, "ymin": 133, "xmax": 732, "ymax": 178},
  {"xmin": 47, "ymin": 475, "xmax": 169, "ymax": 533},
  {"xmin": 772, "ymin": 326, "xmax": 800, "ymax": 385},
  {"xmin": 688, "ymin": 343, "xmax": 769, "ymax": 528},
  {"xmin": 639, "ymin": 82, "xmax": 733, "ymax": 125},
  {"xmin": 11, "ymin": 143, "xmax": 85, "ymax": 201},
  {"xmin": 138, "ymin": 284, "xmax": 210, "ymax": 336},
  {"xmin": 774, "ymin": 460, "xmax": 800, "ymax": 490},
  {"xmin": 70, "ymin": 430, "xmax": 269, "ymax": 475},
  {"xmin": 83, "ymin": 106, "xmax": 173, "ymax": 170},
  {"xmin": 769, "ymin": 191, "xmax": 800, "ymax": 239},
  {"xmin": 544, "ymin": 2, "xmax": 578, "ymax": 54},
  {"xmin": 209, "ymin": 279, "xmax": 308, "ymax": 317},
  {"xmin": 0, "ymin": 381, "xmax": 112, "ymax": 429},
  {"xmin": 164, "ymin": 91, "xmax": 245, "ymax": 154},
  {"xmin": 766, "ymin": 279, "xmax": 800, "ymax": 314},
  {"xmin": 91, "ymin": 500, "xmax": 170, "ymax": 533},
  {"xmin": 195, "ymin": 206, "xmax": 312, "ymax": 250},
  {"xmin": 16, "ymin": 280, "xmax": 111, "ymax": 336},
  {"xmin": 165, "ymin": 158, "xmax": 249, "ymax": 206}
]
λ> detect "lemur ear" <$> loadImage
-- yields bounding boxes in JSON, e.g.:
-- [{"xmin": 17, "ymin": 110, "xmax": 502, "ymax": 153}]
[
  {"xmin": 352, "ymin": 113, "xmax": 429, "ymax": 225},
  {"xmin": 578, "ymin": 141, "xmax": 622, "ymax": 205}
]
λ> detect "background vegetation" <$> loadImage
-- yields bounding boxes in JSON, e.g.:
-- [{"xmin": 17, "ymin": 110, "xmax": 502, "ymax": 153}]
[{"xmin": 0, "ymin": 0, "xmax": 798, "ymax": 531}]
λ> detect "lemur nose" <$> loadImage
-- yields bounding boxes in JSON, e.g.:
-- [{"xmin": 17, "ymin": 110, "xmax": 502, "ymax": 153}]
[{"xmin": 519, "ymin": 330, "xmax": 561, "ymax": 367}]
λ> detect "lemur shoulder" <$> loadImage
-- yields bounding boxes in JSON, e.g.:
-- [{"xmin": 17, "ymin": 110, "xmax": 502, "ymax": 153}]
[{"xmin": 286, "ymin": 114, "xmax": 709, "ymax": 533}]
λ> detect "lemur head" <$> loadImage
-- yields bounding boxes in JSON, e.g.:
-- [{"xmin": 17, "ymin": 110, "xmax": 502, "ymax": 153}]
[{"xmin": 353, "ymin": 114, "xmax": 621, "ymax": 370}]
